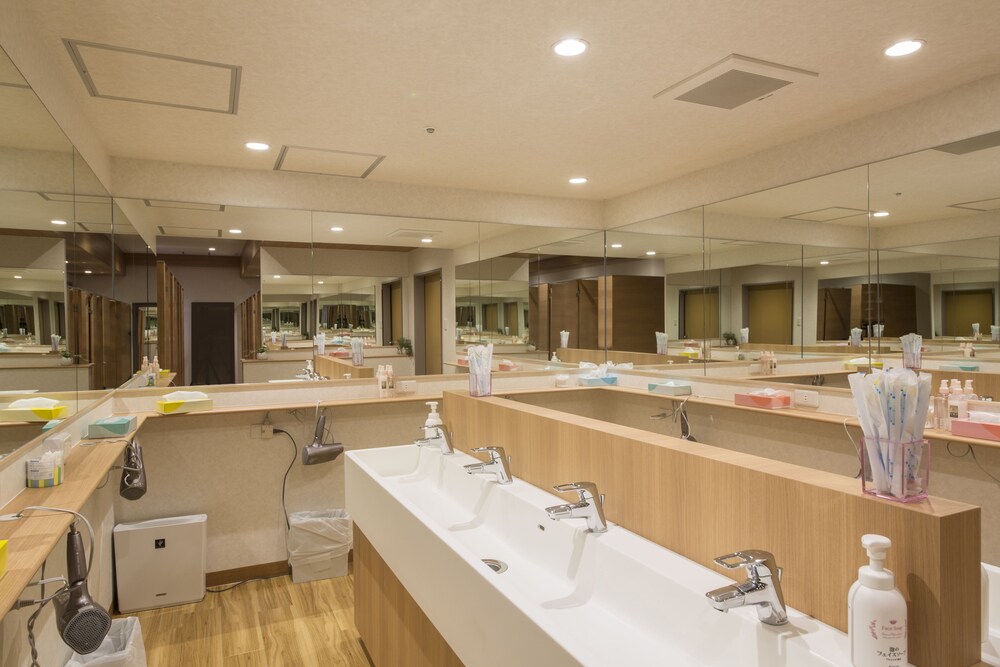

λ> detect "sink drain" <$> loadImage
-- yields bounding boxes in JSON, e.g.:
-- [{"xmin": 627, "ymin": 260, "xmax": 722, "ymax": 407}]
[{"xmin": 481, "ymin": 558, "xmax": 508, "ymax": 574}]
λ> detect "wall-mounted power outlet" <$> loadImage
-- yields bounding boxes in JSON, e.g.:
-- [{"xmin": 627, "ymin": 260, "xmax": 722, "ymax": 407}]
[{"xmin": 794, "ymin": 389, "xmax": 819, "ymax": 409}]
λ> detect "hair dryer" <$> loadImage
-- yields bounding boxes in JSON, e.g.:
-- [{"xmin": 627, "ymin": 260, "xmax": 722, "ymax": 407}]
[
  {"xmin": 53, "ymin": 524, "xmax": 111, "ymax": 654},
  {"xmin": 119, "ymin": 439, "xmax": 147, "ymax": 500},
  {"xmin": 301, "ymin": 413, "xmax": 344, "ymax": 465}
]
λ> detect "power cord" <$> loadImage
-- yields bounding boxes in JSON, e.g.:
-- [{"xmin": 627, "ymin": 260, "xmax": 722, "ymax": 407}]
[
  {"xmin": 273, "ymin": 428, "xmax": 298, "ymax": 530},
  {"xmin": 946, "ymin": 441, "xmax": 1000, "ymax": 486},
  {"xmin": 843, "ymin": 418, "xmax": 863, "ymax": 479}
]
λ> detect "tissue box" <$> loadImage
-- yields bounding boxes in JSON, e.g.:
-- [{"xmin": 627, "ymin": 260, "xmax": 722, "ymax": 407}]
[
  {"xmin": 844, "ymin": 359, "xmax": 884, "ymax": 370},
  {"xmin": 734, "ymin": 392, "xmax": 791, "ymax": 409},
  {"xmin": 0, "ymin": 405, "xmax": 68, "ymax": 422},
  {"xmin": 648, "ymin": 381, "xmax": 692, "ymax": 396},
  {"xmin": 41, "ymin": 419, "xmax": 63, "ymax": 431},
  {"xmin": 950, "ymin": 419, "xmax": 1000, "ymax": 442},
  {"xmin": 156, "ymin": 398, "xmax": 213, "ymax": 415},
  {"xmin": 939, "ymin": 363, "xmax": 980, "ymax": 372},
  {"xmin": 498, "ymin": 361, "xmax": 517, "ymax": 371},
  {"xmin": 87, "ymin": 415, "xmax": 137, "ymax": 439},
  {"xmin": 579, "ymin": 376, "xmax": 618, "ymax": 387}
]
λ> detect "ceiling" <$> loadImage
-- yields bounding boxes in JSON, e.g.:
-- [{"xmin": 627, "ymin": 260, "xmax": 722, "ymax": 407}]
[{"xmin": 14, "ymin": 0, "xmax": 1000, "ymax": 201}]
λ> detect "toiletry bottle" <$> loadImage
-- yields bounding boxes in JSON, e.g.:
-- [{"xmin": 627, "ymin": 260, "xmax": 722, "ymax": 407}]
[
  {"xmin": 965, "ymin": 379, "xmax": 978, "ymax": 401},
  {"xmin": 387, "ymin": 366, "xmax": 396, "ymax": 397},
  {"xmin": 848, "ymin": 534, "xmax": 907, "ymax": 667},
  {"xmin": 423, "ymin": 401, "xmax": 442, "ymax": 440}
]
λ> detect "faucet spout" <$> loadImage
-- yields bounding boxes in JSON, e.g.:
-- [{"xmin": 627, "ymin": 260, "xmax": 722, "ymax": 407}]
[
  {"xmin": 464, "ymin": 446, "xmax": 512, "ymax": 484},
  {"xmin": 705, "ymin": 550, "xmax": 787, "ymax": 625},
  {"xmin": 545, "ymin": 482, "xmax": 607, "ymax": 533}
]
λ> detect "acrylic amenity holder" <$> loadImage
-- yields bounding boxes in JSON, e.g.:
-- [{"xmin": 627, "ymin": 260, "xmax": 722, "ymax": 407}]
[
  {"xmin": 469, "ymin": 370, "xmax": 491, "ymax": 397},
  {"xmin": 861, "ymin": 437, "xmax": 929, "ymax": 503}
]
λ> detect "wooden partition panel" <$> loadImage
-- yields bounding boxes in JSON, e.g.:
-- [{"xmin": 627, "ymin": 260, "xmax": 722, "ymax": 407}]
[
  {"xmin": 314, "ymin": 354, "xmax": 375, "ymax": 379},
  {"xmin": 443, "ymin": 391, "xmax": 981, "ymax": 667},
  {"xmin": 603, "ymin": 275, "xmax": 665, "ymax": 353},
  {"xmin": 239, "ymin": 291, "xmax": 262, "ymax": 359},
  {"xmin": 66, "ymin": 288, "xmax": 131, "ymax": 389},
  {"xmin": 156, "ymin": 261, "xmax": 185, "ymax": 386}
]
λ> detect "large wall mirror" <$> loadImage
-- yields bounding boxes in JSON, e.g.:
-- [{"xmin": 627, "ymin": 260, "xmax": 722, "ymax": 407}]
[{"xmin": 0, "ymin": 45, "xmax": 115, "ymax": 457}]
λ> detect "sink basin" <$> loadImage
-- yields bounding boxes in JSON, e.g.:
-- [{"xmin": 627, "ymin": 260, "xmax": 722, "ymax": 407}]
[{"xmin": 347, "ymin": 445, "xmax": 852, "ymax": 667}]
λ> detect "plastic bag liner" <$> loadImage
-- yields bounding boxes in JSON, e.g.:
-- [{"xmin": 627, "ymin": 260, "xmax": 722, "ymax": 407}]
[
  {"xmin": 66, "ymin": 617, "xmax": 146, "ymax": 667},
  {"xmin": 287, "ymin": 510, "xmax": 352, "ymax": 566}
]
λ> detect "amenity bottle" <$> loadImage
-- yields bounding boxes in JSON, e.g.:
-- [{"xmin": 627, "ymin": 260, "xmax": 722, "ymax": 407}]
[
  {"xmin": 848, "ymin": 534, "xmax": 907, "ymax": 667},
  {"xmin": 423, "ymin": 401, "xmax": 443, "ymax": 440}
]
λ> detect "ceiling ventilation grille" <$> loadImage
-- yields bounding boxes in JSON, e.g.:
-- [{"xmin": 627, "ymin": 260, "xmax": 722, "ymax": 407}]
[
  {"xmin": 157, "ymin": 225, "xmax": 221, "ymax": 238},
  {"xmin": 655, "ymin": 54, "xmax": 818, "ymax": 110},
  {"xmin": 783, "ymin": 207, "xmax": 867, "ymax": 222},
  {"xmin": 145, "ymin": 200, "xmax": 225, "ymax": 212},
  {"xmin": 387, "ymin": 229, "xmax": 439, "ymax": 240}
]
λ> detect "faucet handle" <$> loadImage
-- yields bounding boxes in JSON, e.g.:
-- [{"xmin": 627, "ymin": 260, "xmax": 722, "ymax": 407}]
[
  {"xmin": 713, "ymin": 550, "xmax": 779, "ymax": 579},
  {"xmin": 472, "ymin": 445, "xmax": 505, "ymax": 461},
  {"xmin": 553, "ymin": 481, "xmax": 601, "ymax": 504}
]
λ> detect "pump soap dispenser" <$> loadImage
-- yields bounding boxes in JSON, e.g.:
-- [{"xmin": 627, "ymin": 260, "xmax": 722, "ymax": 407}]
[
  {"xmin": 423, "ymin": 401, "xmax": 443, "ymax": 440},
  {"xmin": 848, "ymin": 534, "xmax": 907, "ymax": 667}
]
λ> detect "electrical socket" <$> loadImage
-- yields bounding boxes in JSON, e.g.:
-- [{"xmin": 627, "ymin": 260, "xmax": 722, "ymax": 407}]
[
  {"xmin": 261, "ymin": 424, "xmax": 274, "ymax": 439},
  {"xmin": 794, "ymin": 389, "xmax": 819, "ymax": 409}
]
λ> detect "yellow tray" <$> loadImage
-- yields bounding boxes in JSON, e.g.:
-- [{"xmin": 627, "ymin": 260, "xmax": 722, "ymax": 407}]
[
  {"xmin": 0, "ymin": 405, "xmax": 68, "ymax": 422},
  {"xmin": 156, "ymin": 398, "xmax": 213, "ymax": 414}
]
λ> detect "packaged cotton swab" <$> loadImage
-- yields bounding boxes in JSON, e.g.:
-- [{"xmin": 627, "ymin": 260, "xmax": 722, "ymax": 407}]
[{"xmin": 467, "ymin": 344, "xmax": 493, "ymax": 397}]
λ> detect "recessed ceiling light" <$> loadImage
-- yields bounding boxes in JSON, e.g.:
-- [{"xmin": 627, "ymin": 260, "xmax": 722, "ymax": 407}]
[
  {"xmin": 13, "ymin": 275, "xmax": 22, "ymax": 279},
  {"xmin": 208, "ymin": 247, "xmax": 216, "ymax": 252},
  {"xmin": 610, "ymin": 243, "xmax": 623, "ymax": 249},
  {"xmin": 317, "ymin": 281, "xmax": 325, "ymax": 285},
  {"xmin": 84, "ymin": 270, "xmax": 92, "ymax": 274},
  {"xmin": 553, "ymin": 38, "xmax": 588, "ymax": 57},
  {"xmin": 228, "ymin": 229, "xmax": 242, "ymax": 234},
  {"xmin": 872, "ymin": 211, "xmax": 890, "ymax": 218},
  {"xmin": 51, "ymin": 220, "xmax": 67, "ymax": 225},
  {"xmin": 884, "ymin": 40, "xmax": 924, "ymax": 57},
  {"xmin": 645, "ymin": 251, "xmax": 656, "ymax": 256},
  {"xmin": 421, "ymin": 238, "xmax": 433, "ymax": 243},
  {"xmin": 568, "ymin": 177, "xmax": 588, "ymax": 185},
  {"xmin": 245, "ymin": 142, "xmax": 270, "ymax": 151},
  {"xmin": 273, "ymin": 275, "xmax": 281, "ymax": 279},
  {"xmin": 330, "ymin": 226, "xmax": 344, "ymax": 232},
  {"xmin": 820, "ymin": 261, "xmax": 830, "ymax": 265}
]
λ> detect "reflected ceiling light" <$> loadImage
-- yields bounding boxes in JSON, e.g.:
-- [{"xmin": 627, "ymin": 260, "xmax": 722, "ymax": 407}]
[
  {"xmin": 568, "ymin": 177, "xmax": 588, "ymax": 184},
  {"xmin": 13, "ymin": 275, "xmax": 22, "ymax": 279},
  {"xmin": 645, "ymin": 251, "xmax": 656, "ymax": 256},
  {"xmin": 872, "ymin": 211, "xmax": 890, "ymax": 218},
  {"xmin": 421, "ymin": 238, "xmax": 433, "ymax": 243},
  {"xmin": 228, "ymin": 229, "xmax": 242, "ymax": 234},
  {"xmin": 84, "ymin": 270, "xmax": 93, "ymax": 274},
  {"xmin": 884, "ymin": 40, "xmax": 924, "ymax": 57},
  {"xmin": 820, "ymin": 261, "xmax": 830, "ymax": 265},
  {"xmin": 245, "ymin": 142, "xmax": 269, "ymax": 150},
  {"xmin": 51, "ymin": 220, "xmax": 67, "ymax": 225},
  {"xmin": 610, "ymin": 243, "xmax": 623, "ymax": 249},
  {"xmin": 273, "ymin": 275, "xmax": 281, "ymax": 279},
  {"xmin": 317, "ymin": 281, "xmax": 325, "ymax": 284},
  {"xmin": 330, "ymin": 226, "xmax": 344, "ymax": 232},
  {"xmin": 553, "ymin": 38, "xmax": 588, "ymax": 57},
  {"xmin": 208, "ymin": 247, "xmax": 216, "ymax": 252}
]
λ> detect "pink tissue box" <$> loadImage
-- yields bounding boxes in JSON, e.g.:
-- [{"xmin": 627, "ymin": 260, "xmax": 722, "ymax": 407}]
[
  {"xmin": 950, "ymin": 419, "xmax": 1000, "ymax": 442},
  {"xmin": 734, "ymin": 392, "xmax": 791, "ymax": 409}
]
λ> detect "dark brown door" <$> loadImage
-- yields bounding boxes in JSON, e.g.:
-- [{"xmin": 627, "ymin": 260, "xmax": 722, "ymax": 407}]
[{"xmin": 191, "ymin": 302, "xmax": 235, "ymax": 385}]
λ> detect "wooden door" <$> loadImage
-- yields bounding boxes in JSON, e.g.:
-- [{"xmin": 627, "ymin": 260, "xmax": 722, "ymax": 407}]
[
  {"xmin": 818, "ymin": 288, "xmax": 851, "ymax": 341},
  {"xmin": 191, "ymin": 302, "xmax": 236, "ymax": 385},
  {"xmin": 682, "ymin": 288, "xmax": 719, "ymax": 339},
  {"xmin": 503, "ymin": 302, "xmax": 519, "ymax": 335},
  {"xmin": 422, "ymin": 273, "xmax": 442, "ymax": 374},
  {"xmin": 944, "ymin": 289, "xmax": 994, "ymax": 336},
  {"xmin": 748, "ymin": 282, "xmax": 793, "ymax": 344},
  {"xmin": 391, "ymin": 282, "xmax": 403, "ymax": 343}
]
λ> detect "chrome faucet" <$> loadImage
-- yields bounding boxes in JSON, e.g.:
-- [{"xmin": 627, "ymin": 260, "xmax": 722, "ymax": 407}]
[
  {"xmin": 416, "ymin": 426, "xmax": 454, "ymax": 455},
  {"xmin": 463, "ymin": 446, "xmax": 512, "ymax": 484},
  {"xmin": 545, "ymin": 482, "xmax": 607, "ymax": 533},
  {"xmin": 705, "ymin": 550, "xmax": 788, "ymax": 625}
]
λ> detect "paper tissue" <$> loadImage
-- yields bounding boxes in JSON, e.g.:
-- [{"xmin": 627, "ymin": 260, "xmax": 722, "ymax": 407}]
[
  {"xmin": 50, "ymin": 334, "xmax": 60, "ymax": 352},
  {"xmin": 1, "ymin": 397, "xmax": 67, "ymax": 422},
  {"xmin": 849, "ymin": 328, "xmax": 863, "ymax": 346},
  {"xmin": 578, "ymin": 361, "xmax": 631, "ymax": 386},
  {"xmin": 467, "ymin": 344, "xmax": 492, "ymax": 397},
  {"xmin": 739, "ymin": 328, "xmax": 749, "ymax": 344},
  {"xmin": 973, "ymin": 322, "xmax": 981, "ymax": 339},
  {"xmin": 734, "ymin": 388, "xmax": 791, "ymax": 409},
  {"xmin": 156, "ymin": 390, "xmax": 212, "ymax": 414},
  {"xmin": 559, "ymin": 330, "xmax": 570, "ymax": 349},
  {"xmin": 314, "ymin": 334, "xmax": 326, "ymax": 356}
]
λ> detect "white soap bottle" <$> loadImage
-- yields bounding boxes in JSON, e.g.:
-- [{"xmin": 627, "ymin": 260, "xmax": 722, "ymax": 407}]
[
  {"xmin": 423, "ymin": 401, "xmax": 442, "ymax": 440},
  {"xmin": 848, "ymin": 534, "xmax": 908, "ymax": 667}
]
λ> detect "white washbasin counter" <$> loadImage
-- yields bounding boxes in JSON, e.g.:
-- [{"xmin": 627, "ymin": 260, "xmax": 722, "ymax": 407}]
[{"xmin": 346, "ymin": 444, "xmax": 853, "ymax": 666}]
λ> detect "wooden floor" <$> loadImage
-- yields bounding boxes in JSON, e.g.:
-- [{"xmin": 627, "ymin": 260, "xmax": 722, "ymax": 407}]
[{"xmin": 125, "ymin": 571, "xmax": 372, "ymax": 667}]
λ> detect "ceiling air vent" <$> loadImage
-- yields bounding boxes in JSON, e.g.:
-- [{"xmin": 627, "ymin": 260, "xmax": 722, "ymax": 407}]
[
  {"xmin": 386, "ymin": 229, "xmax": 439, "ymax": 240},
  {"xmin": 655, "ymin": 54, "xmax": 818, "ymax": 110}
]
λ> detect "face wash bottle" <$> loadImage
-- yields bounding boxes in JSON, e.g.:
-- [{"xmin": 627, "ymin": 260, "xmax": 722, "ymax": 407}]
[{"xmin": 848, "ymin": 534, "xmax": 907, "ymax": 667}]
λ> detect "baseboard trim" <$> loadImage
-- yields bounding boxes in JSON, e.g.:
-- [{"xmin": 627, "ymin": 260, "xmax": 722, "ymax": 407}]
[
  {"xmin": 206, "ymin": 560, "xmax": 289, "ymax": 587},
  {"xmin": 206, "ymin": 550, "xmax": 354, "ymax": 587}
]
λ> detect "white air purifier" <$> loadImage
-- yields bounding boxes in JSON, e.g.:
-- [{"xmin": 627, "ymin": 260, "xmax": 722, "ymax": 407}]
[{"xmin": 114, "ymin": 514, "xmax": 207, "ymax": 613}]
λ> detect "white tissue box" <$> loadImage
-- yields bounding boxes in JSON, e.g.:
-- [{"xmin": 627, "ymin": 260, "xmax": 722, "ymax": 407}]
[
  {"xmin": 648, "ymin": 381, "xmax": 692, "ymax": 396},
  {"xmin": 950, "ymin": 419, "xmax": 1000, "ymax": 442}
]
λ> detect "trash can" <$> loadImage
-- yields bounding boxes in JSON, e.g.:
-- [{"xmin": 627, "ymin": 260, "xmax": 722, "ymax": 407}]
[
  {"xmin": 66, "ymin": 617, "xmax": 146, "ymax": 666},
  {"xmin": 287, "ymin": 509, "xmax": 352, "ymax": 584}
]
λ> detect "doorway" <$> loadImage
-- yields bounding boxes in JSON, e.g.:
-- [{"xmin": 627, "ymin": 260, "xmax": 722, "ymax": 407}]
[
  {"xmin": 420, "ymin": 272, "xmax": 442, "ymax": 374},
  {"xmin": 190, "ymin": 302, "xmax": 235, "ymax": 385},
  {"xmin": 746, "ymin": 282, "xmax": 793, "ymax": 344},
  {"xmin": 943, "ymin": 289, "xmax": 994, "ymax": 336}
]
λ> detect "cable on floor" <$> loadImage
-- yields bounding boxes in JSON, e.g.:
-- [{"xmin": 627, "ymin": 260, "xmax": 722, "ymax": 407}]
[{"xmin": 206, "ymin": 577, "xmax": 270, "ymax": 594}]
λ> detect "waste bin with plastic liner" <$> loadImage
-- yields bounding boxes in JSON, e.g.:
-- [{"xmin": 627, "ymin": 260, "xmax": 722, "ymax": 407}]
[
  {"xmin": 66, "ymin": 617, "xmax": 146, "ymax": 667},
  {"xmin": 287, "ymin": 509, "xmax": 352, "ymax": 584}
]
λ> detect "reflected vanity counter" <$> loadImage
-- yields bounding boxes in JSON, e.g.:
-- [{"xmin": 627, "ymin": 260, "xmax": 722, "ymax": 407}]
[{"xmin": 0, "ymin": 354, "xmax": 94, "ymax": 391}]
